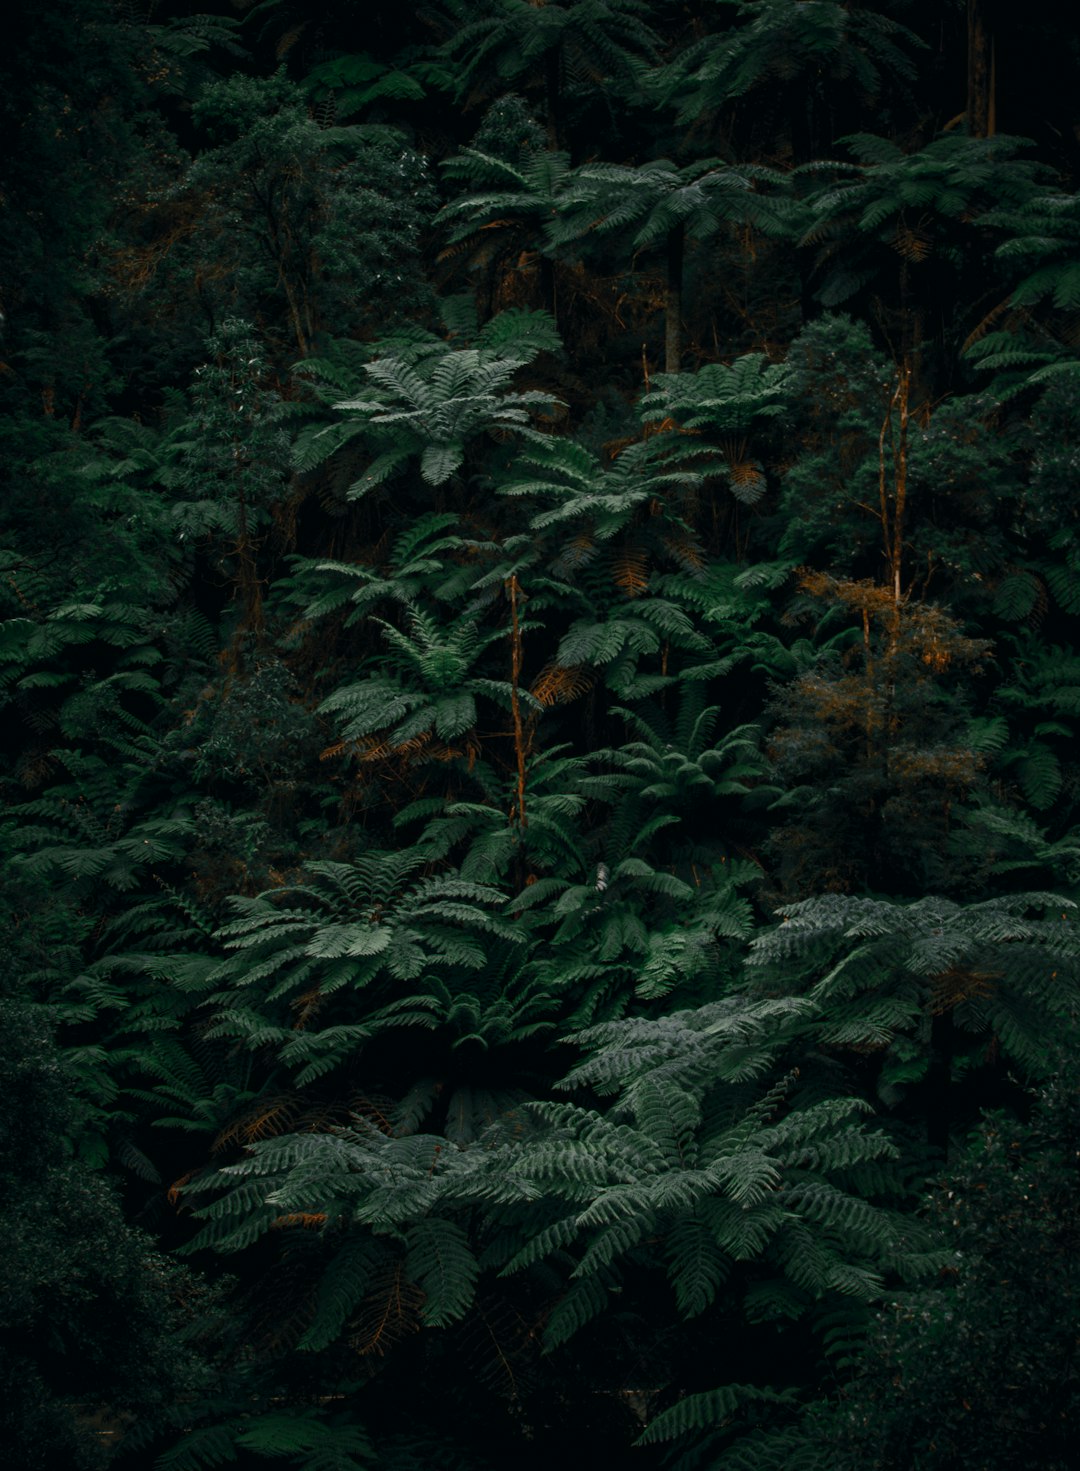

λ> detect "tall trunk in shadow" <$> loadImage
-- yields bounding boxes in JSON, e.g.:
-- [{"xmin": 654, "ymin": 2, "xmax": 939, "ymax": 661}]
[
  {"xmin": 539, "ymin": 252, "xmax": 557, "ymax": 327},
  {"xmin": 967, "ymin": 0, "xmax": 995, "ymax": 138},
  {"xmin": 789, "ymin": 96, "xmax": 818, "ymax": 323},
  {"xmin": 545, "ymin": 42, "xmax": 562, "ymax": 150},
  {"xmin": 665, "ymin": 221, "xmax": 685, "ymax": 373},
  {"xmin": 926, "ymin": 1006, "xmax": 955, "ymax": 1156},
  {"xmin": 789, "ymin": 91, "xmax": 815, "ymax": 168}
]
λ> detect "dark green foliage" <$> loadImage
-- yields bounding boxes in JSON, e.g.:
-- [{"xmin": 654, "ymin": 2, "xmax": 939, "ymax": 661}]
[
  {"xmin": 804, "ymin": 1078, "xmax": 1080, "ymax": 1470},
  {"xmin": 798, "ymin": 133, "xmax": 1045, "ymax": 318},
  {"xmin": 748, "ymin": 891, "xmax": 1080, "ymax": 1110},
  {"xmin": 762, "ymin": 577, "xmax": 991, "ymax": 896},
  {"xmin": 0, "ymin": 1001, "xmax": 203, "ymax": 1470},
  {"xmin": 301, "ymin": 49, "xmax": 452, "ymax": 122},
  {"xmin": 7, "ymin": 5, "xmax": 1080, "ymax": 1468},
  {"xmin": 432, "ymin": 0, "xmax": 660, "ymax": 145},
  {"xmin": 440, "ymin": 146, "xmax": 573, "ymax": 320},
  {"xmin": 179, "ymin": 72, "xmax": 436, "ymax": 356},
  {"xmin": 664, "ymin": 0, "xmax": 924, "ymax": 152}
]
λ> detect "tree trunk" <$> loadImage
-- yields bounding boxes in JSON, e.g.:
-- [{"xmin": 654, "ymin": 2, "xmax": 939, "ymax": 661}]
[
  {"xmin": 665, "ymin": 222, "xmax": 684, "ymax": 374},
  {"xmin": 539, "ymin": 253, "xmax": 557, "ymax": 326},
  {"xmin": 233, "ymin": 475, "xmax": 264, "ymax": 635},
  {"xmin": 967, "ymin": 0, "xmax": 995, "ymax": 138},
  {"xmin": 281, "ymin": 271, "xmax": 311, "ymax": 360},
  {"xmin": 927, "ymin": 1007, "xmax": 955, "ymax": 1156},
  {"xmin": 506, "ymin": 574, "xmax": 527, "ymax": 831},
  {"xmin": 545, "ymin": 43, "xmax": 562, "ymax": 151}
]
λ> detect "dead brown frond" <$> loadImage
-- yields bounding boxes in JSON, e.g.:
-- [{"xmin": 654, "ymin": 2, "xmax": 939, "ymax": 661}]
[
  {"xmin": 931, "ymin": 967, "xmax": 1000, "ymax": 1013},
  {"xmin": 960, "ymin": 296, "xmax": 1025, "ymax": 355},
  {"xmin": 319, "ymin": 740, "xmax": 352, "ymax": 761},
  {"xmin": 14, "ymin": 748, "xmax": 58, "ymax": 790},
  {"xmin": 213, "ymin": 1094, "xmax": 306, "ymax": 1151},
  {"xmin": 350, "ymin": 1092, "xmax": 398, "ymax": 1136},
  {"xmin": 530, "ymin": 662, "xmax": 594, "ymax": 707},
  {"xmin": 275, "ymin": 23, "xmax": 305, "ymax": 59},
  {"xmin": 612, "ymin": 544, "xmax": 650, "ymax": 599},
  {"xmin": 292, "ymin": 986, "xmax": 324, "ymax": 1030},
  {"xmin": 454, "ymin": 1293, "xmax": 540, "ymax": 1402},
  {"xmin": 892, "ymin": 221, "xmax": 934, "ymax": 262},
  {"xmin": 727, "ymin": 459, "xmax": 766, "ymax": 498},
  {"xmin": 420, "ymin": 738, "xmax": 469, "ymax": 763},
  {"xmin": 435, "ymin": 236, "xmax": 476, "ymax": 266},
  {"xmin": 642, "ymin": 415, "xmax": 683, "ymax": 440},
  {"xmin": 320, "ymin": 735, "xmax": 393, "ymax": 763},
  {"xmin": 662, "ymin": 530, "xmax": 706, "ymax": 572},
  {"xmin": 392, "ymin": 732, "xmax": 436, "ymax": 760},
  {"xmin": 1030, "ymin": 574, "xmax": 1049, "ymax": 626},
  {"xmin": 167, "ymin": 1170, "xmax": 195, "ymax": 1208},
  {"xmin": 271, "ymin": 1212, "xmax": 328, "ymax": 1230},
  {"xmin": 349, "ymin": 1261, "xmax": 426, "ymax": 1357},
  {"xmin": 551, "ymin": 532, "xmax": 597, "ymax": 579}
]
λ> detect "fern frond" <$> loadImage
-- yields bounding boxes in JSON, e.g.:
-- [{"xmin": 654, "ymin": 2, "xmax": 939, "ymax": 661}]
[{"xmin": 638, "ymin": 1384, "xmax": 797, "ymax": 1445}]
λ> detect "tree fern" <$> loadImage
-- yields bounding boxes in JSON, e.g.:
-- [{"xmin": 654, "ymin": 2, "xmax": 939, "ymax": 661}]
[
  {"xmin": 171, "ymin": 991, "xmax": 929, "ymax": 1471},
  {"xmin": 328, "ymin": 333, "xmax": 562, "ymax": 493},
  {"xmin": 637, "ymin": 1382, "xmax": 798, "ymax": 1446},
  {"xmin": 394, "ymin": 743, "xmax": 591, "ymax": 883},
  {"xmin": 405, "ymin": 1216, "xmax": 481, "ymax": 1327},
  {"xmin": 159, "ymin": 1408, "xmax": 375, "ymax": 1471},
  {"xmin": 749, "ymin": 891, "xmax": 1080, "ymax": 1124},
  {"xmin": 548, "ymin": 157, "xmax": 781, "ymax": 369},
  {"xmin": 433, "ymin": 0, "xmax": 659, "ymax": 147},
  {"xmin": 316, "ymin": 592, "xmax": 541, "ymax": 760},
  {"xmin": 439, "ymin": 145, "xmax": 572, "ymax": 313},
  {"xmin": 642, "ymin": 354, "xmax": 789, "ymax": 503},
  {"xmin": 663, "ymin": 0, "xmax": 923, "ymax": 127},
  {"xmin": 203, "ymin": 853, "xmax": 527, "ymax": 1084},
  {"xmin": 798, "ymin": 132, "xmax": 1044, "ymax": 312}
]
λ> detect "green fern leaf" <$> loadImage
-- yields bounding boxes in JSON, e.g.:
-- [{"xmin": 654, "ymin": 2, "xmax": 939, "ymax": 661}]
[
  {"xmin": 638, "ymin": 1384, "xmax": 797, "ymax": 1445},
  {"xmin": 405, "ymin": 1217, "xmax": 479, "ymax": 1327}
]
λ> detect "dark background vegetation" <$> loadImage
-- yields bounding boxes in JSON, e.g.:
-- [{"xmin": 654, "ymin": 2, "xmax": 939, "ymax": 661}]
[{"xmin": 4, "ymin": 2, "xmax": 1080, "ymax": 1467}]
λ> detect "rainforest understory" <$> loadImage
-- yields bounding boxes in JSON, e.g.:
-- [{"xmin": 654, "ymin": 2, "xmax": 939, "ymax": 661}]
[{"xmin": 4, "ymin": 2, "xmax": 1080, "ymax": 1468}]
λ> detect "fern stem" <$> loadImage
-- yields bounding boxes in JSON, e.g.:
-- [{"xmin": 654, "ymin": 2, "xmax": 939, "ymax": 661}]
[
  {"xmin": 878, "ymin": 366, "xmax": 910, "ymax": 618},
  {"xmin": 507, "ymin": 574, "xmax": 528, "ymax": 830},
  {"xmin": 665, "ymin": 221, "xmax": 684, "ymax": 374}
]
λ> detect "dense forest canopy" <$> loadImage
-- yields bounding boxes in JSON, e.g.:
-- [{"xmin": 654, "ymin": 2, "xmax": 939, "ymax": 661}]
[{"xmin": 5, "ymin": 2, "xmax": 1080, "ymax": 1466}]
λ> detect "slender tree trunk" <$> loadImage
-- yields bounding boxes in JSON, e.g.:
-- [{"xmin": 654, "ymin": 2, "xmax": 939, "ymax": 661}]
[
  {"xmin": 878, "ymin": 365, "xmax": 910, "ymax": 613},
  {"xmin": 789, "ymin": 91, "xmax": 814, "ymax": 168},
  {"xmin": 281, "ymin": 272, "xmax": 311, "ymax": 359},
  {"xmin": 788, "ymin": 112, "xmax": 817, "ymax": 322},
  {"xmin": 967, "ymin": 0, "xmax": 995, "ymax": 138},
  {"xmin": 545, "ymin": 43, "xmax": 562, "ymax": 151},
  {"xmin": 539, "ymin": 253, "xmax": 557, "ymax": 326},
  {"xmin": 261, "ymin": 187, "xmax": 312, "ymax": 358},
  {"xmin": 796, "ymin": 256, "xmax": 816, "ymax": 326},
  {"xmin": 506, "ymin": 574, "xmax": 527, "ymax": 831},
  {"xmin": 665, "ymin": 222, "xmax": 684, "ymax": 374},
  {"xmin": 233, "ymin": 475, "xmax": 264, "ymax": 634},
  {"xmin": 927, "ymin": 1007, "xmax": 955, "ymax": 1155},
  {"xmin": 540, "ymin": 42, "xmax": 562, "ymax": 329}
]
